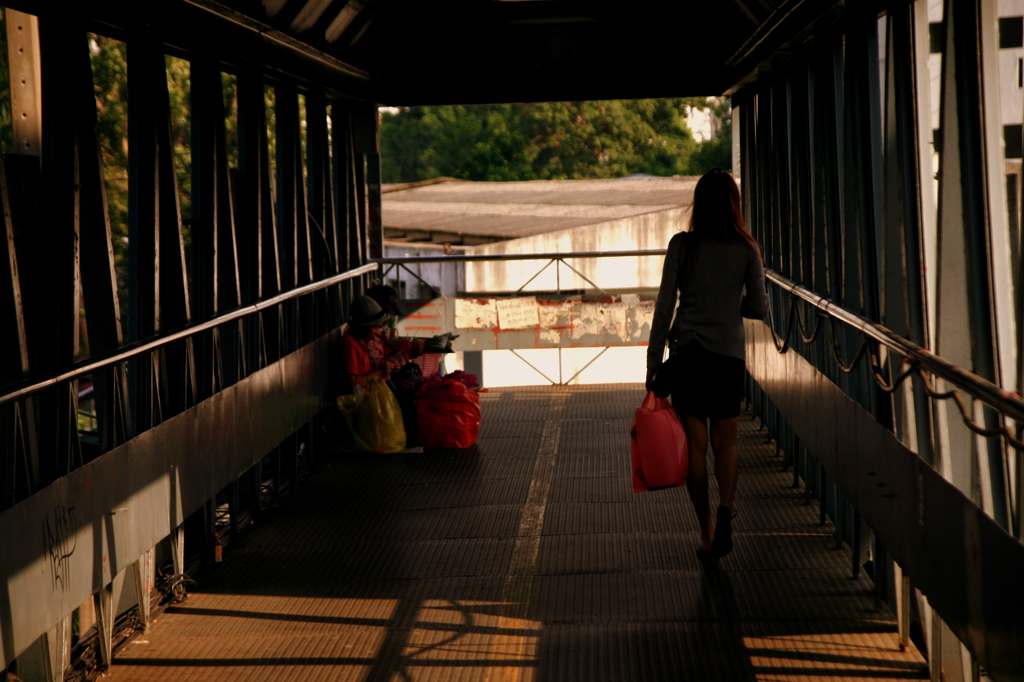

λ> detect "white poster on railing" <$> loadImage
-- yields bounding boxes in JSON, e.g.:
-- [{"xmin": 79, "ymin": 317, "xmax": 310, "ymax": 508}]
[
  {"xmin": 496, "ymin": 296, "xmax": 540, "ymax": 329},
  {"xmin": 454, "ymin": 298, "xmax": 497, "ymax": 328}
]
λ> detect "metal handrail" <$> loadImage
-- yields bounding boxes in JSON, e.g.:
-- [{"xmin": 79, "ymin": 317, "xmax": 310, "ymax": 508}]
[
  {"xmin": 766, "ymin": 270, "xmax": 1024, "ymax": 425},
  {"xmin": 374, "ymin": 249, "xmax": 666, "ymax": 265},
  {"xmin": 0, "ymin": 262, "xmax": 379, "ymax": 408}
]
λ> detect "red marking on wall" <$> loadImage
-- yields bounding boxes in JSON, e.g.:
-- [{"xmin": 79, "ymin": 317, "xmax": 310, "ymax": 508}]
[
  {"xmin": 405, "ymin": 326, "xmax": 441, "ymax": 331},
  {"xmin": 404, "ymin": 314, "xmax": 438, "ymax": 319}
]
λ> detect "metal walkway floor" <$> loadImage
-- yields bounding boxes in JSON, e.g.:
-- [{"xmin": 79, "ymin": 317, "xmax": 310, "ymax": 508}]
[{"xmin": 108, "ymin": 385, "xmax": 928, "ymax": 681}]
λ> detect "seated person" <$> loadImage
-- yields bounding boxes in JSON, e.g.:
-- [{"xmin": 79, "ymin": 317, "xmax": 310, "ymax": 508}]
[
  {"xmin": 365, "ymin": 284, "xmax": 402, "ymax": 339},
  {"xmin": 340, "ymin": 295, "xmax": 404, "ymax": 394}
]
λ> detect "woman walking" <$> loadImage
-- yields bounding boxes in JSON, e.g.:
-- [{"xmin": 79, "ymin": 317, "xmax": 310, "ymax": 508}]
[{"xmin": 646, "ymin": 168, "xmax": 768, "ymax": 559}]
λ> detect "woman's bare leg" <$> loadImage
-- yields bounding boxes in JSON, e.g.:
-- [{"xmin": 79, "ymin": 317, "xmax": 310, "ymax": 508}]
[
  {"xmin": 709, "ymin": 417, "xmax": 740, "ymax": 509},
  {"xmin": 681, "ymin": 415, "xmax": 712, "ymax": 552}
]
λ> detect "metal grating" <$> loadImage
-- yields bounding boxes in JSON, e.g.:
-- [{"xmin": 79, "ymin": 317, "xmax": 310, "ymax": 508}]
[{"xmin": 110, "ymin": 385, "xmax": 927, "ymax": 681}]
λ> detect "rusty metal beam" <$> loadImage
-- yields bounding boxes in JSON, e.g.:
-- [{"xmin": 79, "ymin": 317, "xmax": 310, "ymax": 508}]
[
  {"xmin": 189, "ymin": 60, "xmax": 244, "ymax": 393},
  {"xmin": 236, "ymin": 72, "xmax": 264, "ymax": 308},
  {"xmin": 274, "ymin": 83, "xmax": 305, "ymax": 352},
  {"xmin": 3, "ymin": 157, "xmax": 44, "ymax": 510},
  {"xmin": 332, "ymin": 103, "xmax": 361, "ymax": 309},
  {"xmin": 305, "ymin": 92, "xmax": 340, "ymax": 329},
  {"xmin": 75, "ymin": 29, "xmax": 130, "ymax": 455},
  {"xmin": 276, "ymin": 84, "xmax": 300, "ymax": 297},
  {"xmin": 353, "ymin": 117, "xmax": 369, "ymax": 284},
  {"xmin": 0, "ymin": 157, "xmax": 30, "ymax": 513},
  {"xmin": 5, "ymin": 11, "xmax": 40, "ymax": 156},
  {"xmin": 127, "ymin": 38, "xmax": 160, "ymax": 432},
  {"xmin": 260, "ymin": 98, "xmax": 283, "ymax": 365},
  {"xmin": 212, "ymin": 69, "xmax": 244, "ymax": 389},
  {"xmin": 128, "ymin": 35, "xmax": 195, "ymax": 425},
  {"xmin": 36, "ymin": 16, "xmax": 83, "ymax": 482},
  {"xmin": 191, "ymin": 58, "xmax": 224, "ymax": 401},
  {"xmin": 0, "ymin": 164, "xmax": 28, "ymax": 387},
  {"xmin": 155, "ymin": 50, "xmax": 194, "ymax": 420},
  {"xmin": 235, "ymin": 71, "xmax": 264, "ymax": 375}
]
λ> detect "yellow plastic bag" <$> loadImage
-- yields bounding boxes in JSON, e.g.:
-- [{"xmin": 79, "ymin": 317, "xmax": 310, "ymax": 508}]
[{"xmin": 336, "ymin": 378, "xmax": 406, "ymax": 453}]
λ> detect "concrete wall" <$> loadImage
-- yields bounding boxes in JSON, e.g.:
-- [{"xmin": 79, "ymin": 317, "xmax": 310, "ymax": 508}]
[
  {"xmin": 452, "ymin": 207, "xmax": 686, "ymax": 385},
  {"xmin": 463, "ymin": 207, "xmax": 688, "ymax": 294}
]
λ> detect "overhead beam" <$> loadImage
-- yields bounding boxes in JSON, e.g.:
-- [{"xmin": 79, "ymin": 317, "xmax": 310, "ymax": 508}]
[
  {"xmin": 723, "ymin": 0, "xmax": 851, "ymax": 96},
  {"xmin": 5, "ymin": 0, "xmax": 369, "ymax": 98},
  {"xmin": 5, "ymin": 11, "xmax": 41, "ymax": 156}
]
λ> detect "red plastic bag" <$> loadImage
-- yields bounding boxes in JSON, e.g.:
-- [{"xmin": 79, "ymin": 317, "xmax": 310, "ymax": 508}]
[
  {"xmin": 631, "ymin": 392, "xmax": 688, "ymax": 492},
  {"xmin": 416, "ymin": 378, "xmax": 481, "ymax": 448}
]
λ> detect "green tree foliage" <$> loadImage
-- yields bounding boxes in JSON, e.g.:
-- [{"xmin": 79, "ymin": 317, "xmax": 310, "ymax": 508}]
[{"xmin": 381, "ymin": 98, "xmax": 731, "ymax": 183}]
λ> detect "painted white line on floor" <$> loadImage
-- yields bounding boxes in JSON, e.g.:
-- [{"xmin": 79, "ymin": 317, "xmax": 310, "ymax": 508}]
[{"xmin": 486, "ymin": 391, "xmax": 569, "ymax": 682}]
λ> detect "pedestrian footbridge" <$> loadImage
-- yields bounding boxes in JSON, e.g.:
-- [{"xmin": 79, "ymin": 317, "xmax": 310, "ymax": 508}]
[
  {"xmin": 1, "ymin": 1, "xmax": 1022, "ymax": 681},
  {"xmin": 99, "ymin": 385, "xmax": 929, "ymax": 682}
]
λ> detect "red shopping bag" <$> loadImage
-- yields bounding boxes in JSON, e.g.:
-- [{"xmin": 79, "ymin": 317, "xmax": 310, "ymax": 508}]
[
  {"xmin": 631, "ymin": 392, "xmax": 688, "ymax": 492},
  {"xmin": 416, "ymin": 378, "xmax": 481, "ymax": 448}
]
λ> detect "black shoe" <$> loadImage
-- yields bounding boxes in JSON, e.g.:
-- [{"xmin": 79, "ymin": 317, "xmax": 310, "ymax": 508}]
[
  {"xmin": 711, "ymin": 505, "xmax": 736, "ymax": 557},
  {"xmin": 696, "ymin": 548, "xmax": 714, "ymax": 562}
]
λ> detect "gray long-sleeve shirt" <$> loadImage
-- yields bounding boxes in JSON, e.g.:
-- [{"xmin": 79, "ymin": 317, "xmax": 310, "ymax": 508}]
[{"xmin": 647, "ymin": 231, "xmax": 768, "ymax": 369}]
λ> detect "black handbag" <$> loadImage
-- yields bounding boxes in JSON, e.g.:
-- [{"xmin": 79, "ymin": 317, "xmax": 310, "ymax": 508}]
[{"xmin": 650, "ymin": 352, "xmax": 682, "ymax": 399}]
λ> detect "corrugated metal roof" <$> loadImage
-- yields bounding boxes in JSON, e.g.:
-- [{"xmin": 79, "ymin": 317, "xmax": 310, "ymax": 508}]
[{"xmin": 382, "ymin": 176, "xmax": 698, "ymax": 241}]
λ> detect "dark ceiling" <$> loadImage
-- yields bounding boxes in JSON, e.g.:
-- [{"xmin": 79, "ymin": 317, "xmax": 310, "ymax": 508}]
[
  {"xmin": 334, "ymin": 0, "xmax": 766, "ymax": 104},
  {"xmin": 231, "ymin": 0, "xmax": 778, "ymax": 103},
  {"xmin": 19, "ymin": 0, "xmax": 852, "ymax": 104}
]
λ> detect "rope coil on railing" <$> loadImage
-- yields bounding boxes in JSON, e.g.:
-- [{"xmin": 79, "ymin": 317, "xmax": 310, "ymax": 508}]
[
  {"xmin": 764, "ymin": 271, "xmax": 1024, "ymax": 452},
  {"xmin": 794, "ymin": 301, "xmax": 826, "ymax": 344},
  {"xmin": 765, "ymin": 294, "xmax": 871, "ymax": 372}
]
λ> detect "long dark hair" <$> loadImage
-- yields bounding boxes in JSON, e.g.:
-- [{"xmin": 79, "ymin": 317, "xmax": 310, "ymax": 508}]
[{"xmin": 688, "ymin": 168, "xmax": 763, "ymax": 262}]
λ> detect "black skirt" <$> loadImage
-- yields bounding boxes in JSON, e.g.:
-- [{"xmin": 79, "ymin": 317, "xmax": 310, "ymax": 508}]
[{"xmin": 669, "ymin": 339, "xmax": 746, "ymax": 420}]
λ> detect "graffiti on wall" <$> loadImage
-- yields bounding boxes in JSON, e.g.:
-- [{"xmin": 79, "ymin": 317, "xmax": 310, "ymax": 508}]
[{"xmin": 43, "ymin": 504, "xmax": 77, "ymax": 592}]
